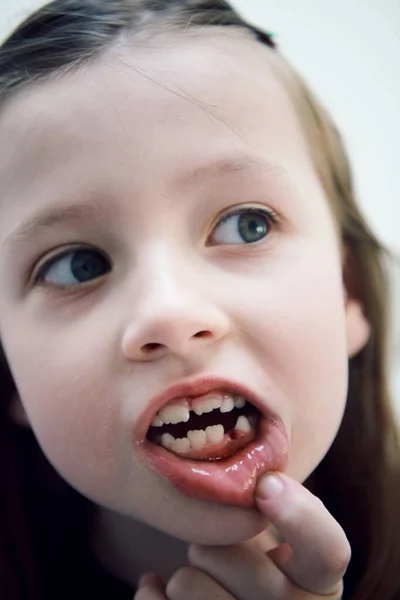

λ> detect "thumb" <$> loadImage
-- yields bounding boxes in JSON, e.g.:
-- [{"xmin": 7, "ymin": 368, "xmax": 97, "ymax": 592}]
[
  {"xmin": 254, "ymin": 472, "xmax": 285, "ymax": 511},
  {"xmin": 253, "ymin": 471, "xmax": 349, "ymax": 596},
  {"xmin": 253, "ymin": 472, "xmax": 286, "ymax": 550}
]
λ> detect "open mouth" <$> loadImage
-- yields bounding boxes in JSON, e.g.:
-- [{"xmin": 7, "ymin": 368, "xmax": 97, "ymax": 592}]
[
  {"xmin": 136, "ymin": 378, "xmax": 289, "ymax": 507},
  {"xmin": 146, "ymin": 392, "xmax": 261, "ymax": 461}
]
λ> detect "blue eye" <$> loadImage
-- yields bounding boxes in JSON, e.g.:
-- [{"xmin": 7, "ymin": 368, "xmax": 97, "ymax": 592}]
[
  {"xmin": 35, "ymin": 247, "xmax": 111, "ymax": 289},
  {"xmin": 210, "ymin": 207, "xmax": 277, "ymax": 245}
]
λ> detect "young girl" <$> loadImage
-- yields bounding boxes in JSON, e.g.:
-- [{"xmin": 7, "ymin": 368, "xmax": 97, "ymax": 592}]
[{"xmin": 0, "ymin": 1, "xmax": 399, "ymax": 598}]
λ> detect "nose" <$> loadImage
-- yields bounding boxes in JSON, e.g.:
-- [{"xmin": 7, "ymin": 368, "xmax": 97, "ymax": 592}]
[{"xmin": 121, "ymin": 266, "xmax": 231, "ymax": 363}]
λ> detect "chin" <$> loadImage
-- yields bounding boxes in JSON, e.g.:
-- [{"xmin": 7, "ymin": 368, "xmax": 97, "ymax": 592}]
[{"xmin": 154, "ymin": 501, "xmax": 270, "ymax": 546}]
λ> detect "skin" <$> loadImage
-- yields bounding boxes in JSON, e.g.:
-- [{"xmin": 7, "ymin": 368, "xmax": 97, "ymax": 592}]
[{"xmin": 0, "ymin": 29, "xmax": 369, "ymax": 596}]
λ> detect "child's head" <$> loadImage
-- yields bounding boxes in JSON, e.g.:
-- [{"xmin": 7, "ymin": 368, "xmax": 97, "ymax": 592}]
[{"xmin": 0, "ymin": 0, "xmax": 398, "ymax": 591}]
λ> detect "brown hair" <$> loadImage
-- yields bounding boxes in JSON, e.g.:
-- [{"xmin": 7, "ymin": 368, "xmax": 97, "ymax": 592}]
[{"xmin": 0, "ymin": 1, "xmax": 399, "ymax": 598}]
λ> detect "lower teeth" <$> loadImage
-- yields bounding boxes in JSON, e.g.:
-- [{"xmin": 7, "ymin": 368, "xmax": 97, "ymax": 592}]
[{"xmin": 155, "ymin": 415, "xmax": 258, "ymax": 457}]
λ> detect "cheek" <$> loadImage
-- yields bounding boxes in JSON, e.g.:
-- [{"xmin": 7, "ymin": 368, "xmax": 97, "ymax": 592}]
[
  {"xmin": 234, "ymin": 244, "xmax": 348, "ymax": 480},
  {"xmin": 4, "ymin": 332, "xmax": 124, "ymax": 502}
]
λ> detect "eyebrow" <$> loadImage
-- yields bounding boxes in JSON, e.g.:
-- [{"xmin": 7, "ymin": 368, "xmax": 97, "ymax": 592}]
[
  {"xmin": 2, "ymin": 200, "xmax": 115, "ymax": 252},
  {"xmin": 2, "ymin": 155, "xmax": 284, "ymax": 252},
  {"xmin": 179, "ymin": 155, "xmax": 281, "ymax": 186}
]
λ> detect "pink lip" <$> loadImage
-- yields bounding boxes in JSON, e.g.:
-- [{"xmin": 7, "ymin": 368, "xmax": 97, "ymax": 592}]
[{"xmin": 133, "ymin": 375, "xmax": 289, "ymax": 507}]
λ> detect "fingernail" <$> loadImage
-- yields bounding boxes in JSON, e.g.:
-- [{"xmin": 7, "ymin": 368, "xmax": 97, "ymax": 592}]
[{"xmin": 257, "ymin": 473, "xmax": 284, "ymax": 500}]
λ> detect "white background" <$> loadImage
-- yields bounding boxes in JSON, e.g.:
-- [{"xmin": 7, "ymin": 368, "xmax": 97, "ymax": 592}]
[{"xmin": 1, "ymin": 0, "xmax": 399, "ymax": 420}]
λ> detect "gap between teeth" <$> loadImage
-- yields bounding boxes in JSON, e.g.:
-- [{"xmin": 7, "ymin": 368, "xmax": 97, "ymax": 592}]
[
  {"xmin": 159, "ymin": 415, "xmax": 255, "ymax": 454},
  {"xmin": 151, "ymin": 395, "xmax": 246, "ymax": 427}
]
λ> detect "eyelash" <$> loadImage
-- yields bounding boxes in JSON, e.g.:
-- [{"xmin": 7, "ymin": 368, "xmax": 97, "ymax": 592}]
[{"xmin": 33, "ymin": 205, "xmax": 280, "ymax": 293}]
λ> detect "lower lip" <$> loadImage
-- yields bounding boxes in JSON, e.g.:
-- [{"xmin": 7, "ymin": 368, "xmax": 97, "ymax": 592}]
[{"xmin": 135, "ymin": 417, "xmax": 289, "ymax": 507}]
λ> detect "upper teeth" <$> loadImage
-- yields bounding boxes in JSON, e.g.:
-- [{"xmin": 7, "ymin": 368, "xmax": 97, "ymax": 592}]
[
  {"xmin": 151, "ymin": 394, "xmax": 247, "ymax": 427},
  {"xmin": 193, "ymin": 397, "xmax": 223, "ymax": 416},
  {"xmin": 157, "ymin": 404, "xmax": 190, "ymax": 425}
]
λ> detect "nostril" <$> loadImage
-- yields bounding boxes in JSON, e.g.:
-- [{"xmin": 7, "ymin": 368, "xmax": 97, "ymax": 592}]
[
  {"xmin": 194, "ymin": 330, "xmax": 211, "ymax": 339},
  {"xmin": 141, "ymin": 331, "xmax": 211, "ymax": 354},
  {"xmin": 142, "ymin": 342, "xmax": 163, "ymax": 353}
]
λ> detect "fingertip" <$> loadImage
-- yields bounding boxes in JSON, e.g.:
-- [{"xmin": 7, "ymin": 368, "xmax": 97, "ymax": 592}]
[{"xmin": 138, "ymin": 572, "xmax": 164, "ymax": 590}]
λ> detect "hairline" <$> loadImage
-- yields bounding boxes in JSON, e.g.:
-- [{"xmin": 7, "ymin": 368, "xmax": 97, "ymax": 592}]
[{"xmin": 0, "ymin": 21, "xmax": 269, "ymax": 116}]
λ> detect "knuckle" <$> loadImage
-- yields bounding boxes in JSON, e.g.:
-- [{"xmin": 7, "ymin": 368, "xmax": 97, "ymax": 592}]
[
  {"xmin": 332, "ymin": 579, "xmax": 345, "ymax": 598},
  {"xmin": 166, "ymin": 566, "xmax": 199, "ymax": 599},
  {"xmin": 333, "ymin": 542, "xmax": 352, "ymax": 576},
  {"xmin": 322, "ymin": 540, "xmax": 352, "ymax": 579}
]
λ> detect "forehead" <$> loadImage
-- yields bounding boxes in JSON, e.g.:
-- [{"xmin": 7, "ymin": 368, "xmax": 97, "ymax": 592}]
[{"xmin": 0, "ymin": 30, "xmax": 310, "ymax": 196}]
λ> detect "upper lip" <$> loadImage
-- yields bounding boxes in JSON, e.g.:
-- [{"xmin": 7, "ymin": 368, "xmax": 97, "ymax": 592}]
[{"xmin": 135, "ymin": 375, "xmax": 279, "ymax": 441}]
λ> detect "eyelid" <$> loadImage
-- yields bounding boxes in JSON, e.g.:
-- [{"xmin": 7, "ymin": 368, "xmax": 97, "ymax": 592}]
[{"xmin": 214, "ymin": 205, "xmax": 280, "ymax": 228}]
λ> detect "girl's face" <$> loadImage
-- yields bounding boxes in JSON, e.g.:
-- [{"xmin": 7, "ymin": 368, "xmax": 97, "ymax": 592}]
[{"xmin": 0, "ymin": 31, "xmax": 368, "ymax": 544}]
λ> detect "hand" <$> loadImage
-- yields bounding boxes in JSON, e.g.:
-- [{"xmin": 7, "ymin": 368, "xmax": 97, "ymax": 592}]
[{"xmin": 134, "ymin": 472, "xmax": 351, "ymax": 599}]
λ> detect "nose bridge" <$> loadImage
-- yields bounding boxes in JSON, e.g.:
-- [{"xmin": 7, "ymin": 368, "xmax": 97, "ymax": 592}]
[
  {"xmin": 121, "ymin": 245, "xmax": 230, "ymax": 361},
  {"xmin": 136, "ymin": 243, "xmax": 200, "ymax": 306}
]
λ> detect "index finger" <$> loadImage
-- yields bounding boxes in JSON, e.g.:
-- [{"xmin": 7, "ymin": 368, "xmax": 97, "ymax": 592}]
[{"xmin": 254, "ymin": 473, "xmax": 351, "ymax": 595}]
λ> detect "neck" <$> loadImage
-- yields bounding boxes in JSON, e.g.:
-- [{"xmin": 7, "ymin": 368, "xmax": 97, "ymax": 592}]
[{"xmin": 90, "ymin": 506, "xmax": 190, "ymax": 587}]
